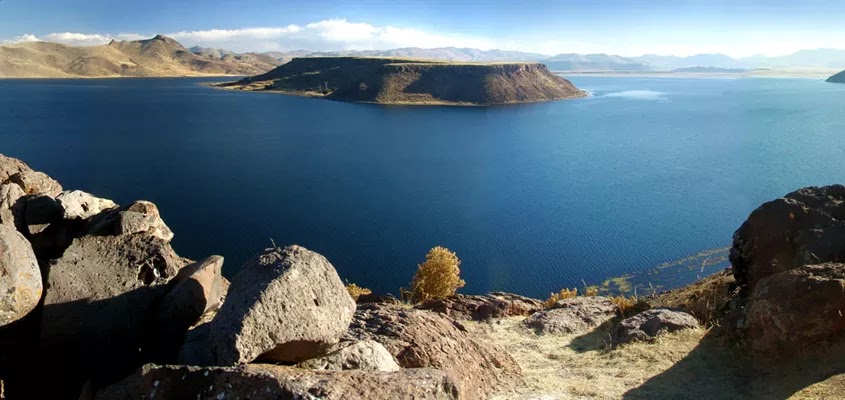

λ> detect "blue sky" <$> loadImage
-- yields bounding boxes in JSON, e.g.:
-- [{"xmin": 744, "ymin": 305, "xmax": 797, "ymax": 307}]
[{"xmin": 2, "ymin": 0, "xmax": 845, "ymax": 56}]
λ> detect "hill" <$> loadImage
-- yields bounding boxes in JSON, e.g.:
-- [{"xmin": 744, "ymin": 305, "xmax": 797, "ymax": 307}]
[
  {"xmin": 218, "ymin": 57, "xmax": 586, "ymax": 105},
  {"xmin": 544, "ymin": 53, "xmax": 649, "ymax": 71},
  {"xmin": 0, "ymin": 35, "xmax": 282, "ymax": 78},
  {"xmin": 827, "ymin": 69, "xmax": 845, "ymax": 83}
]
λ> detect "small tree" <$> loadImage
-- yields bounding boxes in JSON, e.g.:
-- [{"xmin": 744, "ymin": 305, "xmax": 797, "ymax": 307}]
[{"xmin": 409, "ymin": 246, "xmax": 465, "ymax": 303}]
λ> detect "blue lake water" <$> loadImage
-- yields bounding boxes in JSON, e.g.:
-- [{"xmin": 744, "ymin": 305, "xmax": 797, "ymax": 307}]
[{"xmin": 1, "ymin": 76, "xmax": 845, "ymax": 298}]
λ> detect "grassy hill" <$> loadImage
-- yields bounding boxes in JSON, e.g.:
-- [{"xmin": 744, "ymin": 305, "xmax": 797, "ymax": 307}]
[
  {"xmin": 0, "ymin": 35, "xmax": 281, "ymax": 78},
  {"xmin": 219, "ymin": 57, "xmax": 586, "ymax": 105}
]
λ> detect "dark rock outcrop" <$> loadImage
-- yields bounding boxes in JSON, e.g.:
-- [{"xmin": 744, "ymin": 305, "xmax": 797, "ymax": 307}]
[
  {"xmin": 96, "ymin": 364, "xmax": 460, "ymax": 400},
  {"xmin": 417, "ymin": 292, "xmax": 543, "ymax": 321},
  {"xmin": 209, "ymin": 245, "xmax": 356, "ymax": 365},
  {"xmin": 0, "ymin": 225, "xmax": 42, "ymax": 327},
  {"xmin": 522, "ymin": 296, "xmax": 617, "ymax": 335},
  {"xmin": 744, "ymin": 263, "xmax": 845, "ymax": 355},
  {"xmin": 826, "ymin": 69, "xmax": 845, "ymax": 83},
  {"xmin": 611, "ymin": 308, "xmax": 699, "ymax": 346},
  {"xmin": 729, "ymin": 185, "xmax": 845, "ymax": 289},
  {"xmin": 344, "ymin": 303, "xmax": 522, "ymax": 399}
]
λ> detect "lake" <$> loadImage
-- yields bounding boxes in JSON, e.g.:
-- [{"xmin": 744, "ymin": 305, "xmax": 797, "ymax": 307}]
[{"xmin": 1, "ymin": 76, "xmax": 844, "ymax": 298}]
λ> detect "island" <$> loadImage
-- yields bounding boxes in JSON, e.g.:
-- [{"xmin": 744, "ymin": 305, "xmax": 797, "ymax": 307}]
[
  {"xmin": 216, "ymin": 57, "xmax": 587, "ymax": 106},
  {"xmin": 826, "ymin": 69, "xmax": 845, "ymax": 83}
]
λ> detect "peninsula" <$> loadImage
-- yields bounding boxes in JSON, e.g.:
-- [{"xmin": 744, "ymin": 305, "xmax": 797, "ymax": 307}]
[
  {"xmin": 217, "ymin": 57, "xmax": 587, "ymax": 105},
  {"xmin": 826, "ymin": 69, "xmax": 845, "ymax": 83}
]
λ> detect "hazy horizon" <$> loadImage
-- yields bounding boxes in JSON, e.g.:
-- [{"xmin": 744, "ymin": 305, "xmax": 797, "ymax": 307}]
[{"xmin": 3, "ymin": 0, "xmax": 845, "ymax": 58}]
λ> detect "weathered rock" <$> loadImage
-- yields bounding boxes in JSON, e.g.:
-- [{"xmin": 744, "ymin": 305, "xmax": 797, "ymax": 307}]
[
  {"xmin": 344, "ymin": 303, "xmax": 522, "ymax": 399},
  {"xmin": 611, "ymin": 308, "xmax": 699, "ymax": 346},
  {"xmin": 0, "ymin": 184, "xmax": 25, "ymax": 230},
  {"xmin": 40, "ymin": 234, "xmax": 189, "ymax": 393},
  {"xmin": 23, "ymin": 194, "xmax": 63, "ymax": 234},
  {"xmin": 522, "ymin": 296, "xmax": 617, "ymax": 335},
  {"xmin": 417, "ymin": 292, "xmax": 543, "ymax": 321},
  {"xmin": 56, "ymin": 190, "xmax": 118, "ymax": 220},
  {"xmin": 150, "ymin": 256, "xmax": 226, "ymax": 362},
  {"xmin": 297, "ymin": 340, "xmax": 400, "ymax": 372},
  {"xmin": 0, "ymin": 225, "xmax": 42, "ymax": 327},
  {"xmin": 744, "ymin": 263, "xmax": 845, "ymax": 355},
  {"xmin": 210, "ymin": 245, "xmax": 356, "ymax": 365},
  {"xmin": 0, "ymin": 155, "xmax": 32, "ymax": 185},
  {"xmin": 730, "ymin": 185, "xmax": 845, "ymax": 289},
  {"xmin": 8, "ymin": 170, "xmax": 62, "ymax": 197},
  {"xmin": 356, "ymin": 292, "xmax": 402, "ymax": 305},
  {"xmin": 178, "ymin": 322, "xmax": 215, "ymax": 366},
  {"xmin": 95, "ymin": 364, "xmax": 460, "ymax": 400},
  {"xmin": 87, "ymin": 200, "xmax": 174, "ymax": 242}
]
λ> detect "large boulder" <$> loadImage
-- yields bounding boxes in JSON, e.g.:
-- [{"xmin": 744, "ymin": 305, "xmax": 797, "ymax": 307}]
[
  {"xmin": 95, "ymin": 364, "xmax": 460, "ymax": 400},
  {"xmin": 730, "ymin": 185, "xmax": 845, "ymax": 289},
  {"xmin": 344, "ymin": 303, "xmax": 522, "ymax": 399},
  {"xmin": 209, "ymin": 245, "xmax": 356, "ymax": 365},
  {"xmin": 297, "ymin": 340, "xmax": 400, "ymax": 372},
  {"xmin": 417, "ymin": 292, "xmax": 543, "ymax": 321},
  {"xmin": 522, "ymin": 296, "xmax": 617, "ymax": 335},
  {"xmin": 87, "ymin": 200, "xmax": 174, "ymax": 242},
  {"xmin": 0, "ymin": 184, "xmax": 25, "ymax": 230},
  {"xmin": 611, "ymin": 308, "xmax": 699, "ymax": 346},
  {"xmin": 56, "ymin": 190, "xmax": 118, "ymax": 220},
  {"xmin": 0, "ymin": 225, "xmax": 42, "ymax": 327},
  {"xmin": 744, "ymin": 263, "xmax": 845, "ymax": 355},
  {"xmin": 8, "ymin": 170, "xmax": 62, "ymax": 197},
  {"xmin": 39, "ymin": 234, "xmax": 189, "ymax": 394},
  {"xmin": 0, "ymin": 154, "xmax": 32, "ymax": 184}
]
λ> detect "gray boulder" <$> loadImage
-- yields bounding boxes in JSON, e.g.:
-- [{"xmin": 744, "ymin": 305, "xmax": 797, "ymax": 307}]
[
  {"xmin": 87, "ymin": 200, "xmax": 174, "ymax": 242},
  {"xmin": 297, "ymin": 340, "xmax": 400, "ymax": 372},
  {"xmin": 522, "ymin": 296, "xmax": 618, "ymax": 335},
  {"xmin": 95, "ymin": 364, "xmax": 460, "ymax": 400},
  {"xmin": 56, "ymin": 190, "xmax": 118, "ymax": 220},
  {"xmin": 8, "ymin": 170, "xmax": 62, "ymax": 197},
  {"xmin": 209, "ymin": 245, "xmax": 356, "ymax": 365},
  {"xmin": 0, "ymin": 154, "xmax": 32, "ymax": 184},
  {"xmin": 612, "ymin": 308, "xmax": 699, "ymax": 346},
  {"xmin": 0, "ymin": 225, "xmax": 42, "ymax": 327},
  {"xmin": 40, "ymin": 234, "xmax": 189, "ymax": 392}
]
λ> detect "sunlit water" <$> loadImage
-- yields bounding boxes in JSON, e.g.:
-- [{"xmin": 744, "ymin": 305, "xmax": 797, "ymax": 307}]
[{"xmin": 1, "ymin": 76, "xmax": 844, "ymax": 297}]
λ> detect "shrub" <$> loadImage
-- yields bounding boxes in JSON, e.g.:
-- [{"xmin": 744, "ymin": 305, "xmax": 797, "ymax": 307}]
[
  {"xmin": 409, "ymin": 246, "xmax": 465, "ymax": 303},
  {"xmin": 611, "ymin": 295, "xmax": 651, "ymax": 317},
  {"xmin": 346, "ymin": 283, "xmax": 372, "ymax": 301},
  {"xmin": 543, "ymin": 288, "xmax": 578, "ymax": 308}
]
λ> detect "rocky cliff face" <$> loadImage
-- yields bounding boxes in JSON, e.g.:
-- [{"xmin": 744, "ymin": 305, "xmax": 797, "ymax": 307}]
[
  {"xmin": 0, "ymin": 35, "xmax": 281, "ymax": 78},
  {"xmin": 221, "ymin": 57, "xmax": 586, "ymax": 105}
]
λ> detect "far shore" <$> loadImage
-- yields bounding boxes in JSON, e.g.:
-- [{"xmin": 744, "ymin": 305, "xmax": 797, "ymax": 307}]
[{"xmin": 556, "ymin": 68, "xmax": 840, "ymax": 79}]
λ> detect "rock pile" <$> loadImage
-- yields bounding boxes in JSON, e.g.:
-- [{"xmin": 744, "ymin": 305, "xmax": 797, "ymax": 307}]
[{"xmin": 0, "ymin": 153, "xmax": 520, "ymax": 399}]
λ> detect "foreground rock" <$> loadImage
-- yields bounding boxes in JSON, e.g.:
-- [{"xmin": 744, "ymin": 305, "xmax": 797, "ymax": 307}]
[
  {"xmin": 56, "ymin": 190, "xmax": 118, "ymax": 220},
  {"xmin": 0, "ymin": 184, "xmax": 25, "ymax": 229},
  {"xmin": 96, "ymin": 364, "xmax": 459, "ymax": 400},
  {"xmin": 40, "ymin": 234, "xmax": 189, "ymax": 391},
  {"xmin": 730, "ymin": 185, "xmax": 845, "ymax": 288},
  {"xmin": 744, "ymin": 263, "xmax": 845, "ymax": 355},
  {"xmin": 210, "ymin": 245, "xmax": 356, "ymax": 365},
  {"xmin": 522, "ymin": 296, "xmax": 617, "ymax": 335},
  {"xmin": 612, "ymin": 308, "xmax": 699, "ymax": 346},
  {"xmin": 0, "ymin": 155, "xmax": 32, "ymax": 184},
  {"xmin": 417, "ymin": 292, "xmax": 543, "ymax": 321},
  {"xmin": 297, "ymin": 340, "xmax": 400, "ymax": 372},
  {"xmin": 0, "ymin": 225, "xmax": 42, "ymax": 326},
  {"xmin": 87, "ymin": 200, "xmax": 174, "ymax": 242},
  {"xmin": 8, "ymin": 170, "xmax": 63, "ymax": 196},
  {"xmin": 345, "ymin": 303, "xmax": 522, "ymax": 399}
]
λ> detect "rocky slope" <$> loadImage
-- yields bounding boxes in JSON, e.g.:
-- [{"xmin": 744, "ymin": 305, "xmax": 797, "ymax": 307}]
[
  {"xmin": 2, "ymin": 152, "xmax": 845, "ymax": 399},
  {"xmin": 219, "ymin": 57, "xmax": 586, "ymax": 105},
  {"xmin": 826, "ymin": 69, "xmax": 845, "ymax": 83},
  {"xmin": 0, "ymin": 35, "xmax": 281, "ymax": 78}
]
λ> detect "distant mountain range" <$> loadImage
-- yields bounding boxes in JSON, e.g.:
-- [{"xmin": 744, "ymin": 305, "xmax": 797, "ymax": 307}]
[{"xmin": 3, "ymin": 34, "xmax": 845, "ymax": 78}]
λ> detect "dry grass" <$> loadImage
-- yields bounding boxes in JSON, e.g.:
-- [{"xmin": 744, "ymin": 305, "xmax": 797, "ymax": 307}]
[
  {"xmin": 543, "ymin": 288, "xmax": 580, "ymax": 308},
  {"xmin": 649, "ymin": 269, "xmax": 736, "ymax": 326}
]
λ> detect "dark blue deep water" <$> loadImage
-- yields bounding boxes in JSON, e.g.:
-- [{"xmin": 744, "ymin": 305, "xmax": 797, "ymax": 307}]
[{"xmin": 2, "ymin": 76, "xmax": 845, "ymax": 297}]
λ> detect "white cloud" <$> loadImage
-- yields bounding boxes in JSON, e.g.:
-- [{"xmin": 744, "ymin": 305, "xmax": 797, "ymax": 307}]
[
  {"xmin": 2, "ymin": 34, "xmax": 40, "ymax": 44},
  {"xmin": 3, "ymin": 32, "xmax": 147, "ymax": 46}
]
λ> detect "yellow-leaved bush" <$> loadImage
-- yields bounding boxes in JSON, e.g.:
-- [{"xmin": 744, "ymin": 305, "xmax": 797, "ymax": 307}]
[
  {"xmin": 346, "ymin": 283, "xmax": 372, "ymax": 301},
  {"xmin": 409, "ymin": 246, "xmax": 465, "ymax": 303}
]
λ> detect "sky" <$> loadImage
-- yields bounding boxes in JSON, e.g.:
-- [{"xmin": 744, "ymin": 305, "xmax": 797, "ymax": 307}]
[{"xmin": 2, "ymin": 0, "xmax": 845, "ymax": 57}]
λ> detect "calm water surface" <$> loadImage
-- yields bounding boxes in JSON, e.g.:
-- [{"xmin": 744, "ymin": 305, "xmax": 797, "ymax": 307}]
[{"xmin": 2, "ymin": 76, "xmax": 844, "ymax": 297}]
